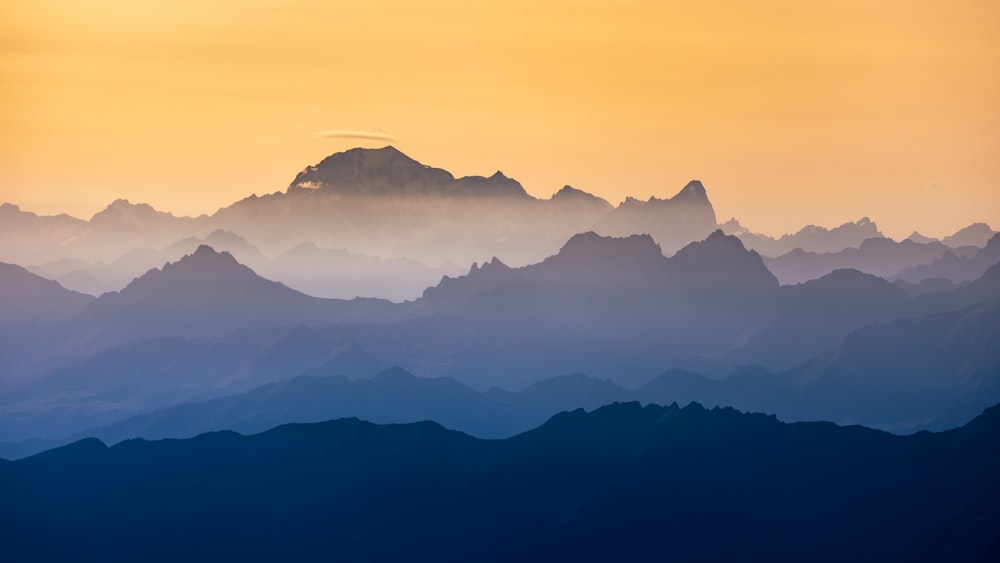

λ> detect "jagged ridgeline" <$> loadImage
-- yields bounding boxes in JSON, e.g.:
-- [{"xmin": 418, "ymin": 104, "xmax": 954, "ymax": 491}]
[{"xmin": 0, "ymin": 146, "xmax": 718, "ymax": 269}]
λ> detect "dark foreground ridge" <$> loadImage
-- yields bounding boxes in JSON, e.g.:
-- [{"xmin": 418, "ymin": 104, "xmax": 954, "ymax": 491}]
[{"xmin": 2, "ymin": 402, "xmax": 998, "ymax": 562}]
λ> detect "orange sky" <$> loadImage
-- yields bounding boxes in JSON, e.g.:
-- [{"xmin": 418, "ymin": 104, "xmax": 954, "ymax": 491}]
[{"xmin": 1, "ymin": 0, "xmax": 998, "ymax": 238}]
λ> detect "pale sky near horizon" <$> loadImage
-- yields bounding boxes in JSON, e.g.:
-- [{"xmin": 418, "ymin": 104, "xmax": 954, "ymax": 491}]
[{"xmin": 1, "ymin": 0, "xmax": 998, "ymax": 239}]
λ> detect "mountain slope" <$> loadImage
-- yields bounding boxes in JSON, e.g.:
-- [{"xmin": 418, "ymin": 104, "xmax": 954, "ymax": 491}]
[
  {"xmin": 73, "ymin": 245, "xmax": 395, "ymax": 340},
  {"xmin": 0, "ymin": 263, "xmax": 94, "ymax": 324}
]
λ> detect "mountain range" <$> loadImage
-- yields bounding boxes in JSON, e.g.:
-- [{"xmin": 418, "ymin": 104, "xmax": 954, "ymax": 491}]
[
  {"xmin": 2, "ymin": 401, "xmax": 997, "ymax": 562},
  {"xmin": 1, "ymin": 145, "xmax": 998, "ymax": 560},
  {"xmin": 5, "ymin": 147, "xmax": 994, "ymax": 305},
  {"xmin": 1, "ymin": 231, "xmax": 997, "ymax": 445}
]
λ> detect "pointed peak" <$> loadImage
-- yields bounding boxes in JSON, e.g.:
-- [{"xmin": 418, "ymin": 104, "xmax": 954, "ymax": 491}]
[
  {"xmin": 468, "ymin": 256, "xmax": 510, "ymax": 275},
  {"xmin": 906, "ymin": 230, "xmax": 937, "ymax": 244},
  {"xmin": 667, "ymin": 180, "xmax": 709, "ymax": 203},
  {"xmin": 681, "ymin": 179, "xmax": 706, "ymax": 194},
  {"xmin": 165, "ymin": 245, "xmax": 243, "ymax": 271}
]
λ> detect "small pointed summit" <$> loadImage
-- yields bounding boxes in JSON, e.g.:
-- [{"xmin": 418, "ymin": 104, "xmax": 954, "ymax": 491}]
[
  {"xmin": 906, "ymin": 231, "xmax": 937, "ymax": 244},
  {"xmin": 670, "ymin": 180, "xmax": 709, "ymax": 202},
  {"xmin": 681, "ymin": 180, "xmax": 706, "ymax": 193}
]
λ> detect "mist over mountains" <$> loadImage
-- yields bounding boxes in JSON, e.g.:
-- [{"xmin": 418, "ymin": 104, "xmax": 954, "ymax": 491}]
[
  {"xmin": 1, "ymin": 228, "xmax": 998, "ymax": 445},
  {"xmin": 1, "ymin": 146, "xmax": 998, "ymax": 559},
  {"xmin": 6, "ymin": 147, "xmax": 992, "ymax": 302}
]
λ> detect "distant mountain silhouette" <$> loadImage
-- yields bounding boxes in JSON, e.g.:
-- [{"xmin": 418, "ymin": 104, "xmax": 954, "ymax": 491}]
[
  {"xmin": 648, "ymin": 299, "xmax": 1000, "ymax": 432},
  {"xmin": 894, "ymin": 233, "xmax": 1000, "ymax": 283},
  {"xmin": 942, "ymin": 222, "xmax": 996, "ymax": 248},
  {"xmin": 729, "ymin": 268, "xmax": 914, "ymax": 369},
  {"xmin": 288, "ymin": 145, "xmax": 530, "ymax": 199},
  {"xmin": 906, "ymin": 230, "xmax": 938, "ymax": 244},
  {"xmin": 0, "ymin": 263, "xmax": 94, "ymax": 324},
  {"xmin": 2, "ymin": 402, "xmax": 997, "ymax": 561},
  {"xmin": 209, "ymin": 147, "xmax": 722, "ymax": 266},
  {"xmin": 763, "ymin": 236, "xmax": 950, "ymax": 285},
  {"xmin": 29, "ymin": 229, "xmax": 270, "ymax": 296},
  {"xmin": 411, "ymin": 256, "xmax": 518, "ymax": 315},
  {"xmin": 0, "ymin": 203, "xmax": 85, "ymax": 265},
  {"xmin": 2, "ymin": 230, "xmax": 998, "ymax": 444},
  {"xmin": 1, "ymin": 147, "xmax": 724, "ymax": 270},
  {"xmin": 727, "ymin": 217, "xmax": 883, "ymax": 256},
  {"xmin": 82, "ymin": 366, "xmax": 516, "ymax": 445},
  {"xmin": 593, "ymin": 180, "xmax": 718, "ymax": 254},
  {"xmin": 72, "ymin": 245, "xmax": 395, "ymax": 341},
  {"xmin": 268, "ymin": 242, "xmax": 461, "ymax": 301},
  {"xmin": 0, "ymin": 325, "xmax": 390, "ymax": 442},
  {"xmin": 388, "ymin": 230, "xmax": 778, "ymax": 387}
]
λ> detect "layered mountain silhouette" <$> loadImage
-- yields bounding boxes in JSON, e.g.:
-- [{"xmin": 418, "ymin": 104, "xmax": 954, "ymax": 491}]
[
  {"xmin": 593, "ymin": 180, "xmax": 718, "ymax": 254},
  {"xmin": 209, "ymin": 146, "xmax": 720, "ymax": 265},
  {"xmin": 374, "ymin": 230, "xmax": 780, "ymax": 388},
  {"xmin": 2, "ymin": 228, "xmax": 998, "ymax": 443},
  {"xmin": 942, "ymin": 222, "xmax": 997, "ymax": 247},
  {"xmin": 2, "ymin": 402, "xmax": 997, "ymax": 562},
  {"xmin": 893, "ymin": 233, "xmax": 1000, "ymax": 284},
  {"xmin": 724, "ymin": 216, "xmax": 884, "ymax": 256},
  {"xmin": 6, "ymin": 286, "xmax": 997, "ymax": 455},
  {"xmin": 0, "ymin": 263, "xmax": 93, "ymax": 324},
  {"xmin": 72, "ymin": 245, "xmax": 394, "ymax": 341},
  {"xmin": 2, "ymin": 146, "xmax": 998, "ymax": 562},
  {"xmin": 0, "ymin": 147, "xmax": 720, "ymax": 271},
  {"xmin": 763, "ymin": 237, "xmax": 952, "ymax": 284}
]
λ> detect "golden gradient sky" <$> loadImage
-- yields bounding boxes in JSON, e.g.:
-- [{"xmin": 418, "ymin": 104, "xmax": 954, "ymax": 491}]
[{"xmin": 1, "ymin": 0, "xmax": 998, "ymax": 238}]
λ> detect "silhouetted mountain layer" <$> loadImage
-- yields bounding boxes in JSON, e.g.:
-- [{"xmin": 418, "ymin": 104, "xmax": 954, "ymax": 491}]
[
  {"xmin": 209, "ymin": 147, "xmax": 719, "ymax": 265},
  {"xmin": 0, "ymin": 203, "xmax": 86, "ymax": 265},
  {"xmin": 593, "ymin": 180, "xmax": 718, "ymax": 254},
  {"xmin": 724, "ymin": 217, "xmax": 883, "ymax": 256},
  {"xmin": 7, "ymin": 284, "xmax": 993, "ymax": 453},
  {"xmin": 764, "ymin": 237, "xmax": 950, "ymax": 284},
  {"xmin": 894, "ymin": 233, "xmax": 1000, "ymax": 284},
  {"xmin": 942, "ymin": 222, "xmax": 997, "ymax": 248},
  {"xmin": 3, "ymin": 232, "xmax": 998, "ymax": 443},
  {"xmin": 0, "ymin": 325, "xmax": 389, "ymax": 442},
  {"xmin": 71, "ymin": 245, "xmax": 395, "ymax": 342},
  {"xmin": 0, "ymin": 263, "xmax": 94, "ymax": 324},
  {"xmin": 373, "ymin": 230, "xmax": 780, "ymax": 387},
  {"xmin": 2, "ymin": 402, "xmax": 997, "ymax": 562},
  {"xmin": 1, "ymin": 147, "xmax": 720, "ymax": 269}
]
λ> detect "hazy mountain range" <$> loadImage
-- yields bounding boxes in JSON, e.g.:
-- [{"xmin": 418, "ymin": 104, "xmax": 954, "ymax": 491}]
[
  {"xmin": 1, "ymin": 228, "xmax": 998, "ymax": 444},
  {"xmin": 2, "ymin": 146, "xmax": 998, "ymax": 560},
  {"xmin": 4, "ymin": 147, "xmax": 994, "ymax": 303},
  {"xmin": 2, "ymin": 401, "xmax": 997, "ymax": 562}
]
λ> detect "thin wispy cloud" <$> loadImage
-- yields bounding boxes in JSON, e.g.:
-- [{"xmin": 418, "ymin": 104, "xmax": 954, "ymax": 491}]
[{"xmin": 312, "ymin": 130, "xmax": 396, "ymax": 142}]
